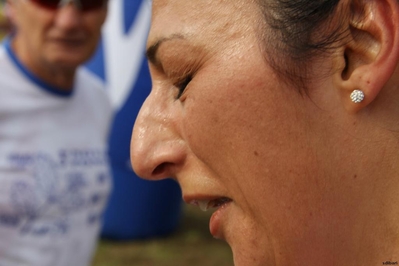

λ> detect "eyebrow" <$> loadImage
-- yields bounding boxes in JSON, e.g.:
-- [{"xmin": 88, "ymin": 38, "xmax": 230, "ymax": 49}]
[{"xmin": 146, "ymin": 34, "xmax": 186, "ymax": 65}]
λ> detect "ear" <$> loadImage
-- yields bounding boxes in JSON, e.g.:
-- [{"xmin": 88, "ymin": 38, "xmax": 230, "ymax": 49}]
[
  {"xmin": 5, "ymin": 0, "xmax": 16, "ymax": 24},
  {"xmin": 334, "ymin": 0, "xmax": 399, "ymax": 113}
]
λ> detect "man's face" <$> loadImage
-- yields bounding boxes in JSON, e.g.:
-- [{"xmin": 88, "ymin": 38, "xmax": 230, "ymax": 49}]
[{"xmin": 9, "ymin": 0, "xmax": 107, "ymax": 71}]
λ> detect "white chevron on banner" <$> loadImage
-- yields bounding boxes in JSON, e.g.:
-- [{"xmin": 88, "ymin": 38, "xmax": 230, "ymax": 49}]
[{"xmin": 103, "ymin": 0, "xmax": 151, "ymax": 110}]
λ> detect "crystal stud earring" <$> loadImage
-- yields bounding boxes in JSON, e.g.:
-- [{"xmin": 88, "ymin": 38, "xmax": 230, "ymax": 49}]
[{"xmin": 350, "ymin": 90, "xmax": 364, "ymax": 103}]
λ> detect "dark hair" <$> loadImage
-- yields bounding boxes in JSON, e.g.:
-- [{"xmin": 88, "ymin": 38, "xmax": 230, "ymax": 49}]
[{"xmin": 256, "ymin": 0, "xmax": 348, "ymax": 90}]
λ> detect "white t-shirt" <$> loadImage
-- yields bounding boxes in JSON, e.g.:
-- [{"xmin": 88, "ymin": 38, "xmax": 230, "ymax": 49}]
[{"xmin": 0, "ymin": 39, "xmax": 113, "ymax": 266}]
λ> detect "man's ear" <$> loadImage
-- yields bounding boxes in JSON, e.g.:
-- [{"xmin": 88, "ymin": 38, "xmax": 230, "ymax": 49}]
[
  {"xmin": 5, "ymin": 0, "xmax": 15, "ymax": 24},
  {"xmin": 334, "ymin": 0, "xmax": 399, "ymax": 113}
]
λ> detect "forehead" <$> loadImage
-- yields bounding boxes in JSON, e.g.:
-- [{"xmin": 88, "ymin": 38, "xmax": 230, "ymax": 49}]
[{"xmin": 148, "ymin": 0, "xmax": 261, "ymax": 48}]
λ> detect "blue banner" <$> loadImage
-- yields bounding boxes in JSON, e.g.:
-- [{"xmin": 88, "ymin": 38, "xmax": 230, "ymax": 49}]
[{"xmin": 86, "ymin": 0, "xmax": 182, "ymax": 240}]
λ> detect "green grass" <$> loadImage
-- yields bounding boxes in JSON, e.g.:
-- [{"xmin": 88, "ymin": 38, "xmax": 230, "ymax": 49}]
[{"xmin": 92, "ymin": 205, "xmax": 234, "ymax": 266}]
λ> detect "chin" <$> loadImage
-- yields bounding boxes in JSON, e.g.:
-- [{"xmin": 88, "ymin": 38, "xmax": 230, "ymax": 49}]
[
  {"xmin": 48, "ymin": 50, "xmax": 92, "ymax": 69},
  {"xmin": 51, "ymin": 56, "xmax": 87, "ymax": 70},
  {"xmin": 229, "ymin": 237, "xmax": 275, "ymax": 266},
  {"xmin": 232, "ymin": 251, "xmax": 271, "ymax": 266}
]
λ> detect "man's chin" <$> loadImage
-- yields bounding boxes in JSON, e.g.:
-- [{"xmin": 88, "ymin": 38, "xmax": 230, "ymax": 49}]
[
  {"xmin": 47, "ymin": 49, "xmax": 92, "ymax": 68},
  {"xmin": 47, "ymin": 56, "xmax": 88, "ymax": 70}
]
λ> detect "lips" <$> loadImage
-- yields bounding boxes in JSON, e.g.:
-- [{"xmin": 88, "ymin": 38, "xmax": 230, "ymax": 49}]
[
  {"xmin": 188, "ymin": 197, "xmax": 232, "ymax": 239},
  {"xmin": 56, "ymin": 39, "xmax": 84, "ymax": 45},
  {"xmin": 50, "ymin": 37, "xmax": 85, "ymax": 47}
]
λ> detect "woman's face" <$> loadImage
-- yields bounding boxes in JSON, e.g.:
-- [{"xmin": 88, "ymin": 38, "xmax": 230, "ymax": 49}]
[{"xmin": 131, "ymin": 0, "xmax": 353, "ymax": 265}]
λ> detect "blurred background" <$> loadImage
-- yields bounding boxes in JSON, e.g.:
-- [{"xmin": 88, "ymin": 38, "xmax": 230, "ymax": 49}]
[
  {"xmin": 92, "ymin": 204, "xmax": 233, "ymax": 266},
  {"xmin": 0, "ymin": 0, "xmax": 233, "ymax": 265}
]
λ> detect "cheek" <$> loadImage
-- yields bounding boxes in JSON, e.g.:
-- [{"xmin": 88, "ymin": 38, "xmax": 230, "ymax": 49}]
[
  {"xmin": 84, "ymin": 11, "xmax": 106, "ymax": 34},
  {"xmin": 79, "ymin": 15, "xmax": 104, "ymax": 55},
  {"xmin": 182, "ymin": 67, "xmax": 288, "ymax": 171},
  {"xmin": 17, "ymin": 9, "xmax": 46, "ymax": 34},
  {"xmin": 181, "ymin": 70, "xmax": 284, "ymax": 194},
  {"xmin": 182, "ymin": 80, "xmax": 254, "ymax": 159},
  {"xmin": 181, "ymin": 67, "xmax": 325, "ymax": 230}
]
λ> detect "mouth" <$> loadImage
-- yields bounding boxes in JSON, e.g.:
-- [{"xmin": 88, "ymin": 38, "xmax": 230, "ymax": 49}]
[
  {"xmin": 187, "ymin": 197, "xmax": 233, "ymax": 240},
  {"xmin": 51, "ymin": 37, "xmax": 85, "ymax": 47},
  {"xmin": 190, "ymin": 197, "xmax": 232, "ymax": 211}
]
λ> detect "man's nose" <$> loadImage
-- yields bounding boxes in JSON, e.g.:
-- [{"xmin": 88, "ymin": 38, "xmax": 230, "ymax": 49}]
[
  {"xmin": 58, "ymin": 0, "xmax": 84, "ymax": 10},
  {"xmin": 54, "ymin": 2, "xmax": 82, "ymax": 30},
  {"xmin": 130, "ymin": 93, "xmax": 186, "ymax": 181}
]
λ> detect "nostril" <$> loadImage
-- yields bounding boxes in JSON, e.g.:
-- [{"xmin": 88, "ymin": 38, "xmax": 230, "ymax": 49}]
[{"xmin": 152, "ymin": 162, "xmax": 170, "ymax": 176}]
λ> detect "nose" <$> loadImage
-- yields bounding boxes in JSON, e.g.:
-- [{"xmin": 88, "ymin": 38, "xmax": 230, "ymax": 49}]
[
  {"xmin": 54, "ymin": 2, "xmax": 82, "ymax": 30},
  {"xmin": 58, "ymin": 0, "xmax": 81, "ymax": 9},
  {"xmin": 130, "ymin": 91, "xmax": 187, "ymax": 181}
]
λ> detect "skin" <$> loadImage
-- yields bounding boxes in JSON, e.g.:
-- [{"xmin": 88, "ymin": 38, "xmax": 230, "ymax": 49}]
[
  {"xmin": 131, "ymin": 0, "xmax": 399, "ymax": 265},
  {"xmin": 7, "ymin": 0, "xmax": 107, "ymax": 90}
]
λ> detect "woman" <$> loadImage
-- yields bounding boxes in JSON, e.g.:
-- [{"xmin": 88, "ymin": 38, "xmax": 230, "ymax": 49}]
[{"xmin": 130, "ymin": 0, "xmax": 399, "ymax": 265}]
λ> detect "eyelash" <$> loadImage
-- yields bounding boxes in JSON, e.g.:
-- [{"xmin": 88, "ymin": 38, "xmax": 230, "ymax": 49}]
[{"xmin": 175, "ymin": 75, "xmax": 192, "ymax": 99}]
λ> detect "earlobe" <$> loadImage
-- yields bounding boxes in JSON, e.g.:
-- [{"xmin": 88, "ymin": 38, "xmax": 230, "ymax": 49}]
[
  {"xmin": 335, "ymin": 0, "xmax": 399, "ymax": 113},
  {"xmin": 5, "ymin": 0, "xmax": 15, "ymax": 24}
]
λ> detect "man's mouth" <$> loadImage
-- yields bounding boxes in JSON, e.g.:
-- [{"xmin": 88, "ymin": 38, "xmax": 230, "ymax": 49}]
[{"xmin": 51, "ymin": 37, "xmax": 85, "ymax": 47}]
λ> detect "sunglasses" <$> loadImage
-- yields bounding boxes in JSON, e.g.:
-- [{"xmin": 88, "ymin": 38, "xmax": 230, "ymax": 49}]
[{"xmin": 30, "ymin": 0, "xmax": 107, "ymax": 12}]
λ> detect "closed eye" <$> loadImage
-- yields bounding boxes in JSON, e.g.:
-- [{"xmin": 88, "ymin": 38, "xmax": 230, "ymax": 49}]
[{"xmin": 175, "ymin": 75, "xmax": 192, "ymax": 99}]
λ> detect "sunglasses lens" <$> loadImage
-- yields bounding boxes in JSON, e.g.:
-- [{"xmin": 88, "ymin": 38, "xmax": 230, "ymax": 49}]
[
  {"xmin": 30, "ymin": 0, "xmax": 59, "ymax": 10},
  {"xmin": 30, "ymin": 0, "xmax": 106, "ymax": 11},
  {"xmin": 80, "ymin": 0, "xmax": 106, "ymax": 11}
]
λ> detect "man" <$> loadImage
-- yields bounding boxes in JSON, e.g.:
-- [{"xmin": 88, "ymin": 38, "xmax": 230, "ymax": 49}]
[{"xmin": 0, "ymin": 0, "xmax": 111, "ymax": 265}]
